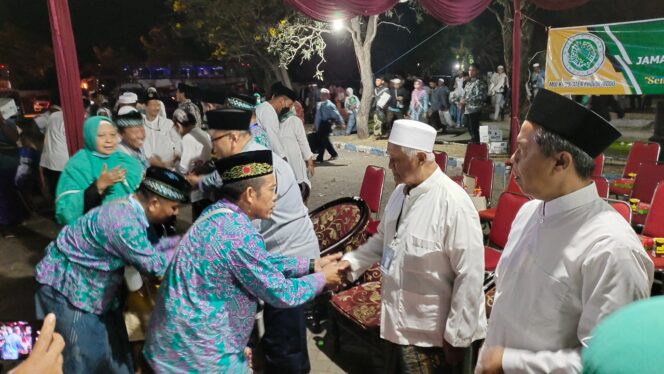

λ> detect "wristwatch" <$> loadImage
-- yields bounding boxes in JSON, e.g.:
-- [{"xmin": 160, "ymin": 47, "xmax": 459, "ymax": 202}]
[{"xmin": 309, "ymin": 259, "xmax": 316, "ymax": 274}]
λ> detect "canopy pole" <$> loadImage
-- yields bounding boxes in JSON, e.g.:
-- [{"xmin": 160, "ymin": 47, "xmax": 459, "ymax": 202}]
[
  {"xmin": 47, "ymin": 0, "xmax": 85, "ymax": 156},
  {"xmin": 509, "ymin": 0, "xmax": 522, "ymax": 155}
]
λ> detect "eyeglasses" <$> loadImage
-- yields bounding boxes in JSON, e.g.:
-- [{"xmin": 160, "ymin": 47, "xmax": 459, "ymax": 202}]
[{"xmin": 211, "ymin": 133, "xmax": 232, "ymax": 142}]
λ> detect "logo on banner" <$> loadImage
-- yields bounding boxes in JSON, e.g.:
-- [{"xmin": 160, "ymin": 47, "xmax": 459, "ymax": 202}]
[{"xmin": 562, "ymin": 33, "xmax": 605, "ymax": 76}]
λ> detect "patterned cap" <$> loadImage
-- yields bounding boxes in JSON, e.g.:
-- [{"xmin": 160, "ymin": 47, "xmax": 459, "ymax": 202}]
[
  {"xmin": 141, "ymin": 166, "xmax": 189, "ymax": 202},
  {"xmin": 115, "ymin": 109, "xmax": 144, "ymax": 128},
  {"xmin": 215, "ymin": 150, "xmax": 273, "ymax": 184},
  {"xmin": 227, "ymin": 94, "xmax": 257, "ymax": 112}
]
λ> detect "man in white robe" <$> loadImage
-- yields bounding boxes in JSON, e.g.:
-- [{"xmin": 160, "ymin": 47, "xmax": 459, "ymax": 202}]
[
  {"xmin": 477, "ymin": 89, "xmax": 654, "ymax": 374},
  {"xmin": 339, "ymin": 119, "xmax": 486, "ymax": 372},
  {"xmin": 255, "ymin": 82, "xmax": 296, "ymax": 159}
]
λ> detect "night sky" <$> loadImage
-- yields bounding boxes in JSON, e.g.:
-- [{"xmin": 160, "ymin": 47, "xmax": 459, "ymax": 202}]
[{"xmin": 0, "ymin": 0, "xmax": 662, "ymax": 89}]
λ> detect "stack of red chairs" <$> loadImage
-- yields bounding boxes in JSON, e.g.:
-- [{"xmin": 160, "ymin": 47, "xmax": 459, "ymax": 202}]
[
  {"xmin": 359, "ymin": 165, "xmax": 385, "ymax": 236},
  {"xmin": 451, "ymin": 143, "xmax": 489, "ymax": 183},
  {"xmin": 609, "ymin": 142, "xmax": 660, "ymax": 197},
  {"xmin": 627, "ymin": 162, "xmax": 664, "ymax": 226},
  {"xmin": 479, "ymin": 172, "xmax": 521, "ymax": 222}
]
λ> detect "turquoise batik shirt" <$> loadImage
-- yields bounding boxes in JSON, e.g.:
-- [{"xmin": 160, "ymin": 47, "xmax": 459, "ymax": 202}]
[
  {"xmin": 143, "ymin": 199, "xmax": 325, "ymax": 373},
  {"xmin": 35, "ymin": 196, "xmax": 179, "ymax": 314},
  {"xmin": 250, "ymin": 121, "xmax": 271, "ymax": 150}
]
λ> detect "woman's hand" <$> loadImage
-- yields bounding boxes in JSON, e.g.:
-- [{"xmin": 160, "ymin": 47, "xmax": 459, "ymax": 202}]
[{"xmin": 96, "ymin": 164, "xmax": 126, "ymax": 194}]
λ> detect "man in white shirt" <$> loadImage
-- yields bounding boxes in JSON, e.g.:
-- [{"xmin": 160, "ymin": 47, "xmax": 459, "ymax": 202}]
[
  {"xmin": 39, "ymin": 104, "xmax": 69, "ymax": 198},
  {"xmin": 488, "ymin": 65, "xmax": 509, "ymax": 121},
  {"xmin": 476, "ymin": 89, "xmax": 654, "ymax": 374},
  {"xmin": 172, "ymin": 108, "xmax": 211, "ymax": 219},
  {"xmin": 255, "ymin": 82, "xmax": 296, "ymax": 159},
  {"xmin": 339, "ymin": 119, "xmax": 486, "ymax": 372},
  {"xmin": 143, "ymin": 93, "xmax": 182, "ymax": 169}
]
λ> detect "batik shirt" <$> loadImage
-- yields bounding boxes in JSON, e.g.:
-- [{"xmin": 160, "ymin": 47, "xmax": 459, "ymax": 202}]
[
  {"xmin": 143, "ymin": 199, "xmax": 325, "ymax": 373},
  {"xmin": 250, "ymin": 122, "xmax": 271, "ymax": 150},
  {"xmin": 35, "ymin": 196, "xmax": 178, "ymax": 314},
  {"xmin": 462, "ymin": 78, "xmax": 488, "ymax": 114},
  {"xmin": 117, "ymin": 141, "xmax": 150, "ymax": 170}
]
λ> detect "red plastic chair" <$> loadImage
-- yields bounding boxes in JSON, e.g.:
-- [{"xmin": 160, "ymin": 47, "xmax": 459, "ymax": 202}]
[
  {"xmin": 610, "ymin": 142, "xmax": 661, "ymax": 196},
  {"xmin": 434, "ymin": 151, "xmax": 448, "ymax": 173},
  {"xmin": 642, "ymin": 182, "xmax": 664, "ymax": 238},
  {"xmin": 593, "ymin": 153, "xmax": 605, "ymax": 177},
  {"xmin": 485, "ymin": 192, "xmax": 531, "ymax": 272},
  {"xmin": 640, "ymin": 183, "xmax": 664, "ymax": 271},
  {"xmin": 630, "ymin": 162, "xmax": 664, "ymax": 226},
  {"xmin": 359, "ymin": 165, "xmax": 385, "ymax": 236},
  {"xmin": 468, "ymin": 158, "xmax": 495, "ymax": 204},
  {"xmin": 479, "ymin": 172, "xmax": 522, "ymax": 222},
  {"xmin": 462, "ymin": 143, "xmax": 489, "ymax": 174},
  {"xmin": 605, "ymin": 198, "xmax": 632, "ymax": 223},
  {"xmin": 592, "ymin": 176, "xmax": 609, "ymax": 198}
]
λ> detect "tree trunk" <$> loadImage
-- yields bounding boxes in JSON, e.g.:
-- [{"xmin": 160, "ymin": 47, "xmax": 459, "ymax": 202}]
[
  {"xmin": 278, "ymin": 66, "xmax": 293, "ymax": 89},
  {"xmin": 348, "ymin": 15, "xmax": 378, "ymax": 139}
]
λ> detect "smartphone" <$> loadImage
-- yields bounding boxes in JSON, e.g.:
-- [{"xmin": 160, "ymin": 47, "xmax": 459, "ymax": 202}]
[{"xmin": 0, "ymin": 320, "xmax": 41, "ymax": 361}]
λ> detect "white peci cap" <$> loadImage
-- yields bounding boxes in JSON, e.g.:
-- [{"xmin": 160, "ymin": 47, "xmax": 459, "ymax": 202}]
[
  {"xmin": 117, "ymin": 106, "xmax": 139, "ymax": 116},
  {"xmin": 320, "ymin": 88, "xmax": 330, "ymax": 94},
  {"xmin": 532, "ymin": 63, "xmax": 540, "ymax": 68},
  {"xmin": 118, "ymin": 92, "xmax": 138, "ymax": 105},
  {"xmin": 389, "ymin": 119, "xmax": 437, "ymax": 152}
]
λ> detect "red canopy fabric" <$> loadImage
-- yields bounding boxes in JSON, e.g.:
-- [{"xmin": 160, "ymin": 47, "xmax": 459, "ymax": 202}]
[
  {"xmin": 284, "ymin": 0, "xmax": 399, "ymax": 21},
  {"xmin": 48, "ymin": 0, "xmax": 85, "ymax": 156},
  {"xmin": 418, "ymin": 0, "xmax": 493, "ymax": 25}
]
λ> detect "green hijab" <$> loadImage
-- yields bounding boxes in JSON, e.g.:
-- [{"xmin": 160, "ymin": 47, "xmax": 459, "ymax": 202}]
[{"xmin": 55, "ymin": 116, "xmax": 143, "ymax": 225}]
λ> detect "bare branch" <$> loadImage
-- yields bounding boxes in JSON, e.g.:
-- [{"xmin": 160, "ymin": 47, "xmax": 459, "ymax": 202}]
[{"xmin": 377, "ymin": 20, "xmax": 410, "ymax": 33}]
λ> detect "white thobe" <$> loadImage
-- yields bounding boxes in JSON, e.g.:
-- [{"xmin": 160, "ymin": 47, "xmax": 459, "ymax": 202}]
[
  {"xmin": 279, "ymin": 116, "xmax": 313, "ymax": 187},
  {"xmin": 142, "ymin": 115, "xmax": 182, "ymax": 168},
  {"xmin": 177, "ymin": 128, "xmax": 212, "ymax": 202},
  {"xmin": 484, "ymin": 183, "xmax": 654, "ymax": 373},
  {"xmin": 39, "ymin": 111, "xmax": 69, "ymax": 171},
  {"xmin": 255, "ymin": 102, "xmax": 286, "ymax": 159},
  {"xmin": 343, "ymin": 168, "xmax": 486, "ymax": 348}
]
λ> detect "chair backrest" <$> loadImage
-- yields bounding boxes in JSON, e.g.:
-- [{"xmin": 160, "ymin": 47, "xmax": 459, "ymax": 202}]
[
  {"xmin": 643, "ymin": 182, "xmax": 664, "ymax": 238},
  {"xmin": 605, "ymin": 198, "xmax": 632, "ymax": 223},
  {"xmin": 505, "ymin": 172, "xmax": 522, "ymax": 194},
  {"xmin": 489, "ymin": 192, "xmax": 530, "ymax": 248},
  {"xmin": 309, "ymin": 197, "xmax": 370, "ymax": 256},
  {"xmin": 630, "ymin": 162, "xmax": 664, "ymax": 203},
  {"xmin": 468, "ymin": 158, "xmax": 495, "ymax": 202},
  {"xmin": 593, "ymin": 153, "xmax": 605, "ymax": 177},
  {"xmin": 623, "ymin": 142, "xmax": 661, "ymax": 177},
  {"xmin": 434, "ymin": 151, "xmax": 448, "ymax": 173},
  {"xmin": 592, "ymin": 176, "xmax": 609, "ymax": 198},
  {"xmin": 463, "ymin": 143, "xmax": 488, "ymax": 174},
  {"xmin": 359, "ymin": 165, "xmax": 385, "ymax": 216}
]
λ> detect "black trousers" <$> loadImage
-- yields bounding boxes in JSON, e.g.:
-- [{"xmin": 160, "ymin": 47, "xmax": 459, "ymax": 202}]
[
  {"xmin": 315, "ymin": 130, "xmax": 337, "ymax": 162},
  {"xmin": 261, "ymin": 304, "xmax": 310, "ymax": 374},
  {"xmin": 464, "ymin": 112, "xmax": 481, "ymax": 143},
  {"xmin": 42, "ymin": 167, "xmax": 61, "ymax": 199},
  {"xmin": 428, "ymin": 110, "xmax": 444, "ymax": 131}
]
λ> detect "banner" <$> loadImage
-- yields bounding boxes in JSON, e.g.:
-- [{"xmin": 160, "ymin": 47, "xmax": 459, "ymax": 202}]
[{"xmin": 545, "ymin": 18, "xmax": 664, "ymax": 95}]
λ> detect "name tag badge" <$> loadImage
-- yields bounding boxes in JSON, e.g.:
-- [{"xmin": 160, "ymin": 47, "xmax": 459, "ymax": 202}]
[{"xmin": 380, "ymin": 245, "xmax": 395, "ymax": 273}]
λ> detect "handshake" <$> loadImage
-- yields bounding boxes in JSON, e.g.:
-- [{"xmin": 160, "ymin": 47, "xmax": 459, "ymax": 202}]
[{"xmin": 314, "ymin": 253, "xmax": 352, "ymax": 289}]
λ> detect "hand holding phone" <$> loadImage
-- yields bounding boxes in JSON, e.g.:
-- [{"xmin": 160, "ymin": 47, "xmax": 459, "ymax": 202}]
[{"xmin": 9, "ymin": 314, "xmax": 64, "ymax": 374}]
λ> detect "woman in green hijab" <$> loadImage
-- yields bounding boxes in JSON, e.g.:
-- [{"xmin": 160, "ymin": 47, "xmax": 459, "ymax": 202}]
[{"xmin": 55, "ymin": 116, "xmax": 143, "ymax": 225}]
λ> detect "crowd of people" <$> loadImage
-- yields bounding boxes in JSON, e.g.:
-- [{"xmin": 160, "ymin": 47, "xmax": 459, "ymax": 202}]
[{"xmin": 0, "ymin": 71, "xmax": 661, "ymax": 374}]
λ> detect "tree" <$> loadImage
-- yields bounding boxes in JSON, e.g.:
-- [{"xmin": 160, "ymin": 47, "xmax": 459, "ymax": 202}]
[
  {"xmin": 489, "ymin": 0, "xmax": 535, "ymax": 111},
  {"xmin": 0, "ymin": 23, "xmax": 54, "ymax": 89},
  {"xmin": 170, "ymin": 0, "xmax": 294, "ymax": 88},
  {"xmin": 268, "ymin": 10, "xmax": 411, "ymax": 139}
]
